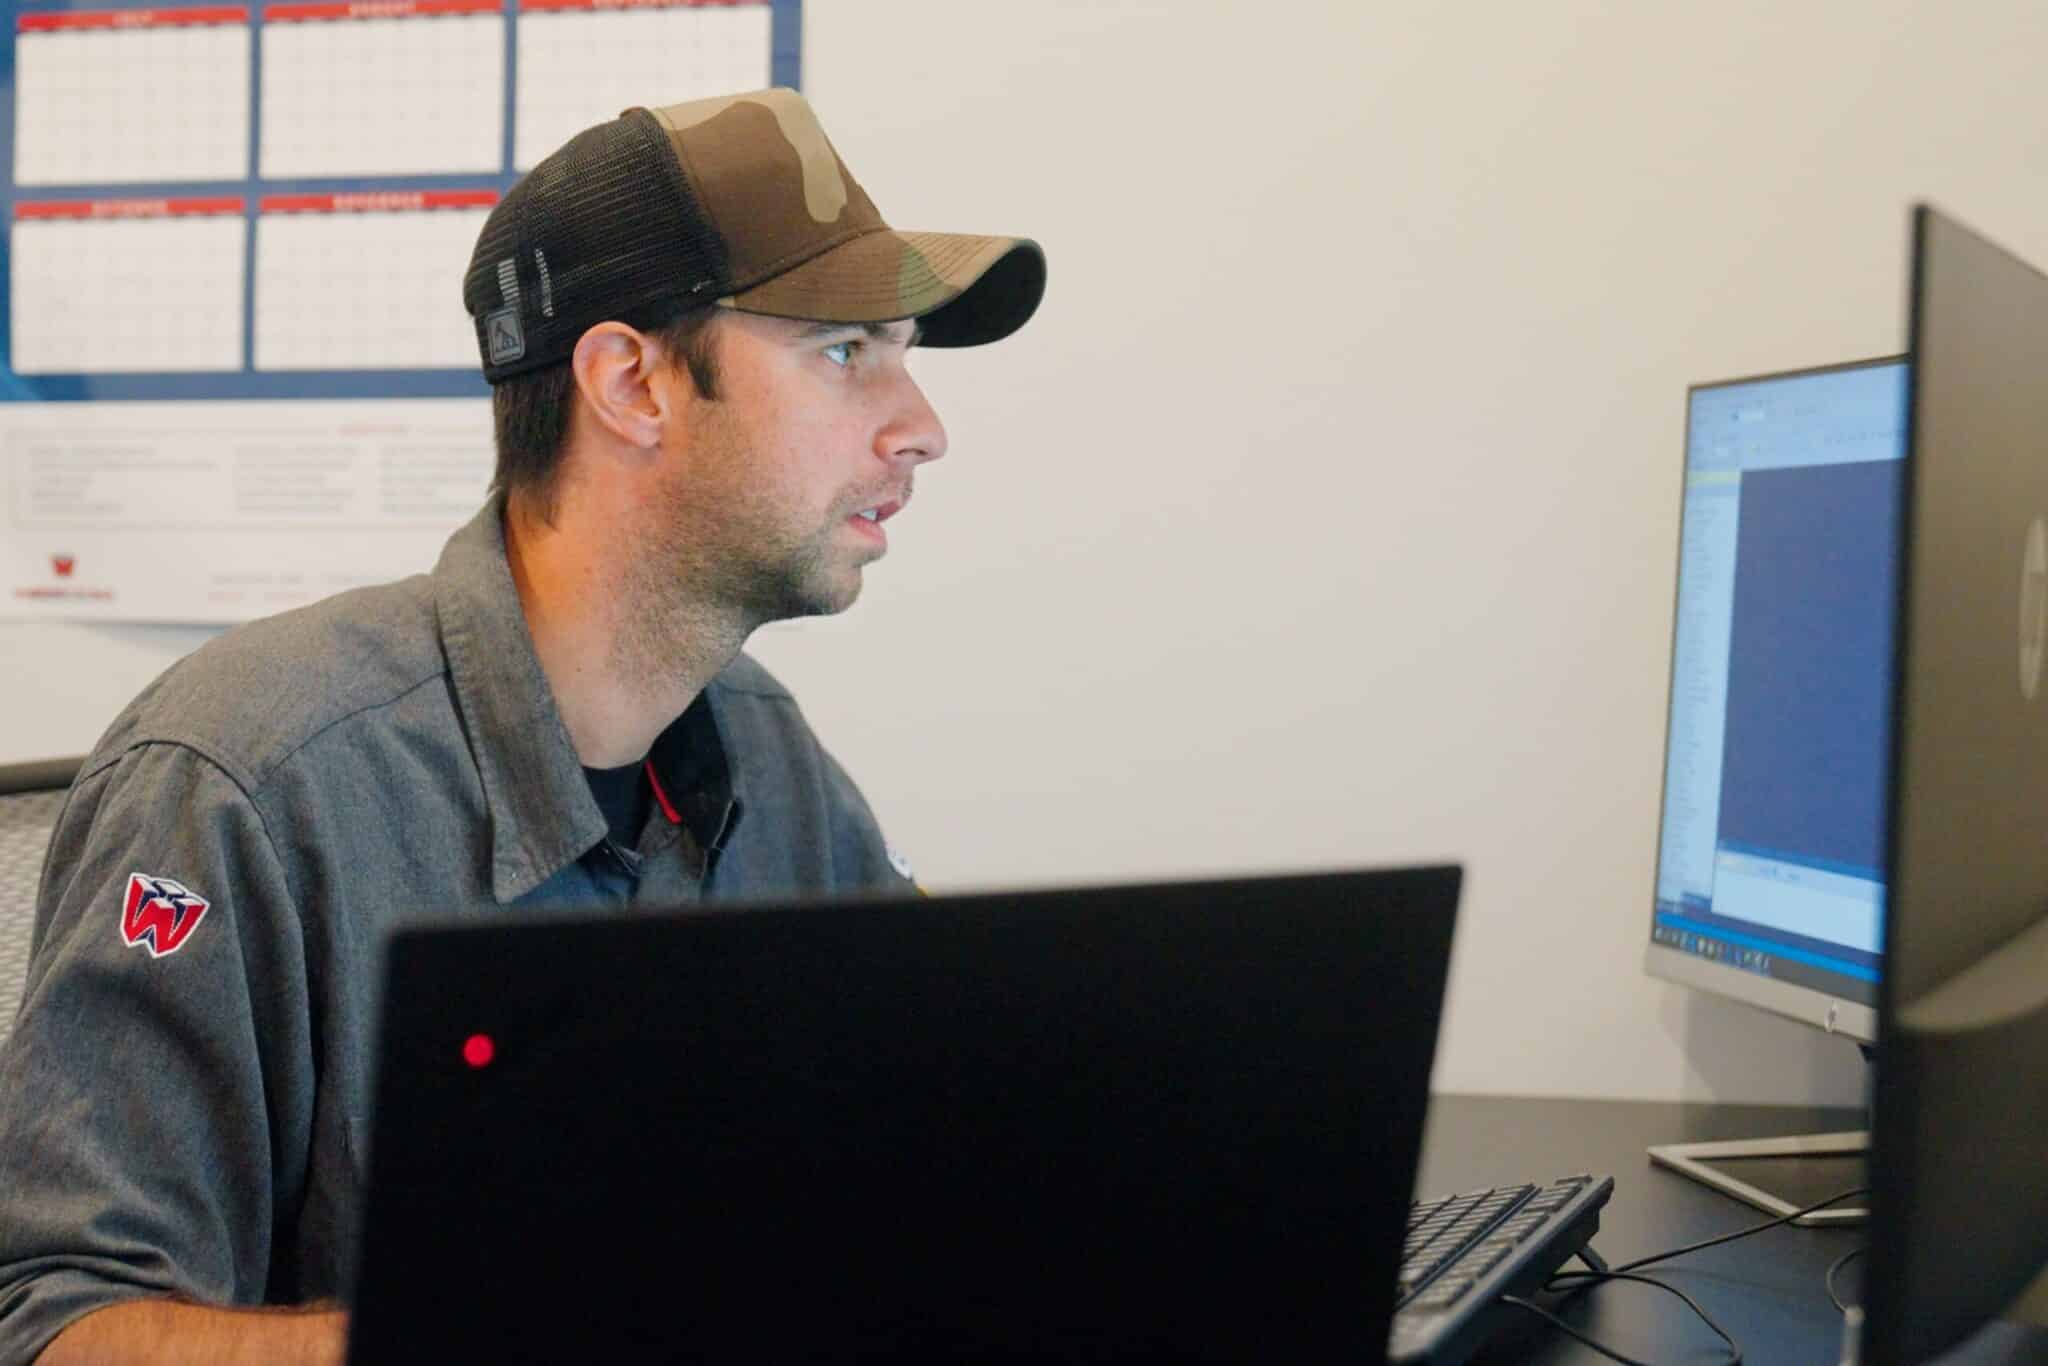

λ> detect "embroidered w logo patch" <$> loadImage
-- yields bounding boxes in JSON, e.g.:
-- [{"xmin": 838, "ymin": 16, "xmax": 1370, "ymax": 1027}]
[{"xmin": 120, "ymin": 873, "xmax": 211, "ymax": 959}]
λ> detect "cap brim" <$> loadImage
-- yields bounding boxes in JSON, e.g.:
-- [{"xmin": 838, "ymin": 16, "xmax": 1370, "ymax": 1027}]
[{"xmin": 723, "ymin": 228, "xmax": 1046, "ymax": 347}]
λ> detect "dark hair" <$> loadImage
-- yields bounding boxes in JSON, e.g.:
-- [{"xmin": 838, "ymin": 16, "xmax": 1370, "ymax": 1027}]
[{"xmin": 490, "ymin": 304, "xmax": 723, "ymax": 520}]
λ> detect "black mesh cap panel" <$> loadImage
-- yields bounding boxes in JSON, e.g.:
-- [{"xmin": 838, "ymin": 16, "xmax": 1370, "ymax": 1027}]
[{"xmin": 464, "ymin": 110, "xmax": 731, "ymax": 384}]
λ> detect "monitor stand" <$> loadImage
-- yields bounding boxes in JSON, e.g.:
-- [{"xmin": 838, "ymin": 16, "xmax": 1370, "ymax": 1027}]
[
  {"xmin": 1645, "ymin": 1129, "xmax": 1868, "ymax": 1225},
  {"xmin": 1647, "ymin": 1044, "xmax": 1871, "ymax": 1226}
]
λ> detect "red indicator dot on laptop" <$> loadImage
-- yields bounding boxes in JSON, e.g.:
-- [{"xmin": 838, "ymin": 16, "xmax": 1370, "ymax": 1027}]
[{"xmin": 461, "ymin": 1034, "xmax": 495, "ymax": 1069}]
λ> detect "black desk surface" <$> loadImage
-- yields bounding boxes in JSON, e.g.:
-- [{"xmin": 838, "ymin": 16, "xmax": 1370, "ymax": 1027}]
[
  {"xmin": 1416, "ymin": 1096, "xmax": 2046, "ymax": 1366},
  {"xmin": 1419, "ymin": 1094, "xmax": 1866, "ymax": 1365}
]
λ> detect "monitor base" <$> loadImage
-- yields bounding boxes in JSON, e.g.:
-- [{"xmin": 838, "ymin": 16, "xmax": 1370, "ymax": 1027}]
[{"xmin": 1646, "ymin": 1130, "xmax": 1868, "ymax": 1225}]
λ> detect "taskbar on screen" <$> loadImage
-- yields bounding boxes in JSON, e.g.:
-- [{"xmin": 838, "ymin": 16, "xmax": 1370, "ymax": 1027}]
[{"xmin": 1651, "ymin": 913, "xmax": 1878, "ymax": 1008}]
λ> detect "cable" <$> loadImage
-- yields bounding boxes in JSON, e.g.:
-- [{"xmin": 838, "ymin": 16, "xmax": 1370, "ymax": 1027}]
[
  {"xmin": 1604, "ymin": 1186, "xmax": 1870, "ymax": 1275},
  {"xmin": 1504, "ymin": 1269, "xmax": 1743, "ymax": 1364},
  {"xmin": 1545, "ymin": 1184, "xmax": 1872, "ymax": 1325},
  {"xmin": 1825, "ymin": 1245, "xmax": 1867, "ymax": 1316},
  {"xmin": 1491, "ymin": 1184, "xmax": 1865, "ymax": 1363}
]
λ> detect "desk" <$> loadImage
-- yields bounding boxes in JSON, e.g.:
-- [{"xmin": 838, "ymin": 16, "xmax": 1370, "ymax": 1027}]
[{"xmin": 1416, "ymin": 1096, "xmax": 2047, "ymax": 1366}]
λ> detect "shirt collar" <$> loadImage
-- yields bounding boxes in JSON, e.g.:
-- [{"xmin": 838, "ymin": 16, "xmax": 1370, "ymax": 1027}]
[
  {"xmin": 433, "ymin": 500, "xmax": 745, "ymax": 902},
  {"xmin": 434, "ymin": 500, "xmax": 605, "ymax": 902},
  {"xmin": 647, "ymin": 692, "xmax": 743, "ymax": 860}
]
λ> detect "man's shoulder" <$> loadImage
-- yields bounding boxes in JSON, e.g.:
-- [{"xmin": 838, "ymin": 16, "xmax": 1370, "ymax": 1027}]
[
  {"xmin": 698, "ymin": 651, "xmax": 914, "ymax": 896},
  {"xmin": 704, "ymin": 651, "xmax": 851, "ymax": 775},
  {"xmin": 93, "ymin": 575, "xmax": 449, "ymax": 788}
]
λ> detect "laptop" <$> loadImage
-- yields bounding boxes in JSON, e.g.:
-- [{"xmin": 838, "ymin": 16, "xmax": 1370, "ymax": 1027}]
[{"xmin": 346, "ymin": 865, "xmax": 1462, "ymax": 1363}]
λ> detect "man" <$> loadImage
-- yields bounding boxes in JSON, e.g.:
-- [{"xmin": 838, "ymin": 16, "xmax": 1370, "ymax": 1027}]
[{"xmin": 0, "ymin": 89, "xmax": 1044, "ymax": 1364}]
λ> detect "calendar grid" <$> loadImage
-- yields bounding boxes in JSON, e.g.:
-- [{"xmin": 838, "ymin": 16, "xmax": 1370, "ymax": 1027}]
[
  {"xmin": 0, "ymin": 0, "xmax": 800, "ymax": 402},
  {"xmin": 13, "ymin": 11, "xmax": 252, "ymax": 186},
  {"xmin": 12, "ymin": 197, "xmax": 247, "ymax": 373},
  {"xmin": 512, "ymin": 1, "xmax": 773, "ymax": 173},
  {"xmin": 254, "ymin": 192, "xmax": 498, "ymax": 371}
]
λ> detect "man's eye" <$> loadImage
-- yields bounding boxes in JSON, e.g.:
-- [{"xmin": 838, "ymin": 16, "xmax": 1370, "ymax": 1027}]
[{"xmin": 823, "ymin": 340, "xmax": 860, "ymax": 367}]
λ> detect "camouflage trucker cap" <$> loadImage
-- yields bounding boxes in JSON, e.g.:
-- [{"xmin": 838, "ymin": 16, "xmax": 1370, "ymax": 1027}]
[{"xmin": 463, "ymin": 88, "xmax": 1047, "ymax": 384}]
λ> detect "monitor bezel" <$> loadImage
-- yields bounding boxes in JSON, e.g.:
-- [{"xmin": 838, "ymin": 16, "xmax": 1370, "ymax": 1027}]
[
  {"xmin": 1862, "ymin": 203, "xmax": 2048, "ymax": 1362},
  {"xmin": 1640, "ymin": 353, "xmax": 1907, "ymax": 1048}
]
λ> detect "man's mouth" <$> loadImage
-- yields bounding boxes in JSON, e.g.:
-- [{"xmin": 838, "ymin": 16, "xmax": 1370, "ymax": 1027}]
[
  {"xmin": 846, "ymin": 492, "xmax": 909, "ymax": 540},
  {"xmin": 853, "ymin": 496, "xmax": 907, "ymax": 525}
]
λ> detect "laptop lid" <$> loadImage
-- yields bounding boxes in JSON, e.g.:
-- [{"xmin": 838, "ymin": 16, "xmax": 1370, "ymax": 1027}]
[{"xmin": 346, "ymin": 865, "xmax": 1462, "ymax": 1363}]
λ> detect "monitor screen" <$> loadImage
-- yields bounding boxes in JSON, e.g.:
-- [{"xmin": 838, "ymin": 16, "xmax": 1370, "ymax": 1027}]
[{"xmin": 1646, "ymin": 357, "xmax": 1908, "ymax": 1040}]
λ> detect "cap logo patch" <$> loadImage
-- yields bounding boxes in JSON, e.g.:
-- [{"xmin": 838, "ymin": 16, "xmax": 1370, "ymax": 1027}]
[
  {"xmin": 120, "ymin": 873, "xmax": 211, "ymax": 958},
  {"xmin": 486, "ymin": 307, "xmax": 525, "ymax": 365}
]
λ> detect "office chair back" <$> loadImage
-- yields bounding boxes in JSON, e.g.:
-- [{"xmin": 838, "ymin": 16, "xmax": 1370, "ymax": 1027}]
[{"xmin": 0, "ymin": 758, "xmax": 82, "ymax": 1051}]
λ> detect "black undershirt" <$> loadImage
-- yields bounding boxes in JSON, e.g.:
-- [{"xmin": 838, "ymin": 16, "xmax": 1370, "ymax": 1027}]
[{"xmin": 583, "ymin": 758, "xmax": 651, "ymax": 850}]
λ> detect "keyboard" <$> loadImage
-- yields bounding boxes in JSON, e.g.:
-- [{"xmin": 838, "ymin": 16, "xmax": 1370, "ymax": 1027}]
[{"xmin": 1388, "ymin": 1173, "xmax": 1616, "ymax": 1364}]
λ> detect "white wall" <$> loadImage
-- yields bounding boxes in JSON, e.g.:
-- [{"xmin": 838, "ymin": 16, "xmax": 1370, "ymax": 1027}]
[{"xmin": 8, "ymin": 0, "xmax": 2045, "ymax": 1103}]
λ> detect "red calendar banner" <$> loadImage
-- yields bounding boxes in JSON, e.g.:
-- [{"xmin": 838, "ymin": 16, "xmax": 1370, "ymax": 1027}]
[
  {"xmin": 15, "ymin": 198, "xmax": 246, "ymax": 221},
  {"xmin": 265, "ymin": 0, "xmax": 497, "ymax": 20},
  {"xmin": 18, "ymin": 7, "xmax": 247, "ymax": 30},
  {"xmin": 260, "ymin": 191, "xmax": 501, "ymax": 214}
]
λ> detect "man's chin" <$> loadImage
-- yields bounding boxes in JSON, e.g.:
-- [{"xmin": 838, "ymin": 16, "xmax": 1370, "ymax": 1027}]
[{"xmin": 766, "ymin": 572, "xmax": 862, "ymax": 624}]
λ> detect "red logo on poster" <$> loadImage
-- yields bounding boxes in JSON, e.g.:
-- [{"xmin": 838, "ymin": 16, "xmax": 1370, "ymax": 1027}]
[{"xmin": 51, "ymin": 555, "xmax": 75, "ymax": 578}]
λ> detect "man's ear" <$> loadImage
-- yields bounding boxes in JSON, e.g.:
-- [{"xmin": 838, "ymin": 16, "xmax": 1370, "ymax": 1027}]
[{"xmin": 569, "ymin": 322, "xmax": 672, "ymax": 450}]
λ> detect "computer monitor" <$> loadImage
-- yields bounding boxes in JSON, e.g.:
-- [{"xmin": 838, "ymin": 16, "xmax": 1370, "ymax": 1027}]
[
  {"xmin": 1859, "ymin": 204, "xmax": 2048, "ymax": 1365},
  {"xmin": 1642, "ymin": 355, "xmax": 1908, "ymax": 1221}
]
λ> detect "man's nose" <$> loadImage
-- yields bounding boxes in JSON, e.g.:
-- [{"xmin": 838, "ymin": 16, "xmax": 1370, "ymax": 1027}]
[{"xmin": 878, "ymin": 372, "xmax": 948, "ymax": 468}]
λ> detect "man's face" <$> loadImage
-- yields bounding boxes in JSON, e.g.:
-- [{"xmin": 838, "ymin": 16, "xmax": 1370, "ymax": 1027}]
[{"xmin": 639, "ymin": 309, "xmax": 947, "ymax": 626}]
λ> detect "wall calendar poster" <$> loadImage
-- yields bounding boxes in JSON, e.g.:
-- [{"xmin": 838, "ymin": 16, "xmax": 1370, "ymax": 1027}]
[{"xmin": 1, "ymin": 0, "xmax": 800, "ymax": 621}]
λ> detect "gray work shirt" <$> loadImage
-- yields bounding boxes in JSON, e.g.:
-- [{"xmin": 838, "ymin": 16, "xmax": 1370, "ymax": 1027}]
[{"xmin": 0, "ymin": 501, "xmax": 913, "ymax": 1364}]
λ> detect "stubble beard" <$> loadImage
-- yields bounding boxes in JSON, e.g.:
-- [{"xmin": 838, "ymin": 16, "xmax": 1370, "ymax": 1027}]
[{"xmin": 611, "ymin": 429, "xmax": 861, "ymax": 694}]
